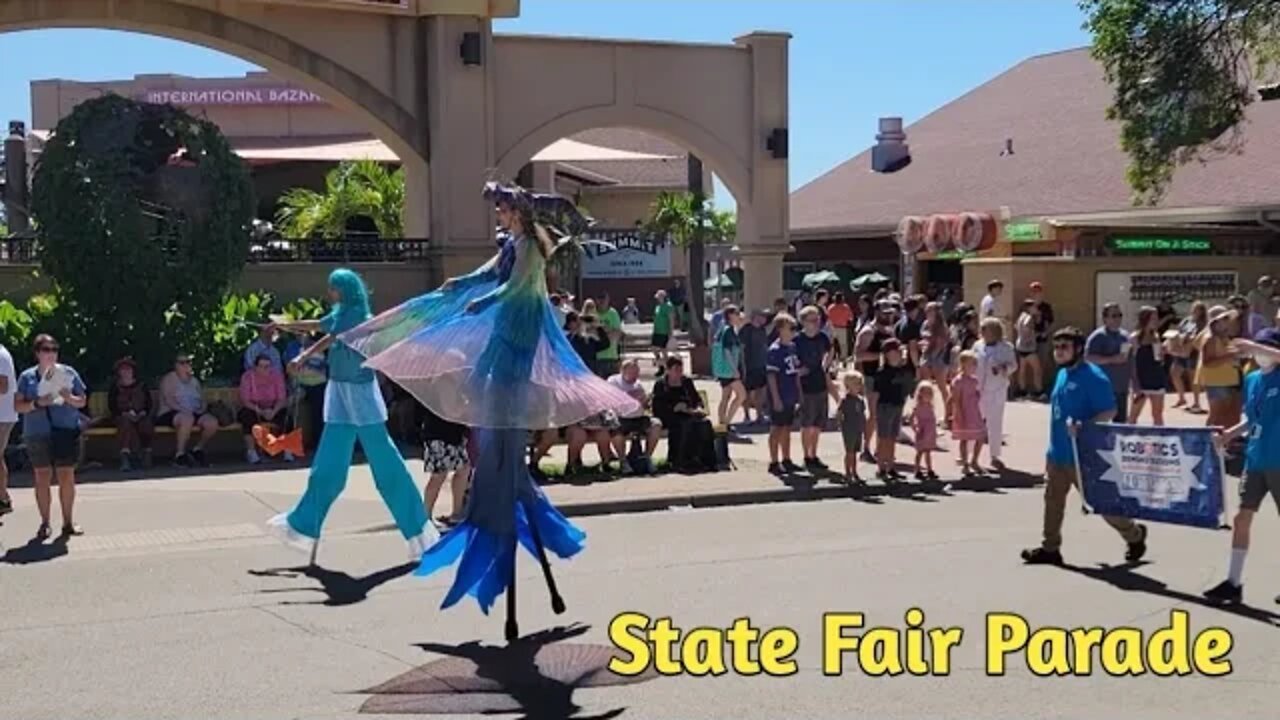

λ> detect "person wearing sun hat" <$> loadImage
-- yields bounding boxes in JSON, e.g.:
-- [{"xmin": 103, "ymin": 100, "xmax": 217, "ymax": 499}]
[
  {"xmin": 1204, "ymin": 327, "xmax": 1280, "ymax": 604},
  {"xmin": 1196, "ymin": 304, "xmax": 1243, "ymax": 431},
  {"xmin": 108, "ymin": 356, "xmax": 154, "ymax": 472}
]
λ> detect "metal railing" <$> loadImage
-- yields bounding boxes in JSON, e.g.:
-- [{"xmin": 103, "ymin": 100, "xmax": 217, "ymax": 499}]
[{"xmin": 0, "ymin": 235, "xmax": 433, "ymax": 265}]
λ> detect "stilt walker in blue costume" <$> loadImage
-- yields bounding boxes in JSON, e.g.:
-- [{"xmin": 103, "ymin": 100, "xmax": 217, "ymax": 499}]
[
  {"xmin": 341, "ymin": 182, "xmax": 638, "ymax": 639},
  {"xmin": 267, "ymin": 269, "xmax": 436, "ymax": 563}
]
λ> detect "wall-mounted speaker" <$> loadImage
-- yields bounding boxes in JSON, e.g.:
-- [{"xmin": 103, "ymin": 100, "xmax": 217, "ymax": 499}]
[
  {"xmin": 460, "ymin": 32, "xmax": 482, "ymax": 66},
  {"xmin": 766, "ymin": 128, "xmax": 788, "ymax": 159}
]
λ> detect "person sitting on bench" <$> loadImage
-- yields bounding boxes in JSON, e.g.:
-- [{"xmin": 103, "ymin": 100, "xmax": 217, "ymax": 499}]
[
  {"xmin": 652, "ymin": 356, "xmax": 715, "ymax": 473},
  {"xmin": 608, "ymin": 359, "xmax": 662, "ymax": 475}
]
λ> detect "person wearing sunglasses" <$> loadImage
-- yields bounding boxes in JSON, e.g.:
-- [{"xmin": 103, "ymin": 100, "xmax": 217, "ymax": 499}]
[
  {"xmin": 1021, "ymin": 327, "xmax": 1148, "ymax": 566},
  {"xmin": 1085, "ymin": 303, "xmax": 1133, "ymax": 423},
  {"xmin": 13, "ymin": 334, "xmax": 87, "ymax": 539},
  {"xmin": 156, "ymin": 354, "xmax": 220, "ymax": 467}
]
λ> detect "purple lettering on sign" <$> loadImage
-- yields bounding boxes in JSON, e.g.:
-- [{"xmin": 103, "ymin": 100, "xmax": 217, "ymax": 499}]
[{"xmin": 138, "ymin": 88, "xmax": 328, "ymax": 106}]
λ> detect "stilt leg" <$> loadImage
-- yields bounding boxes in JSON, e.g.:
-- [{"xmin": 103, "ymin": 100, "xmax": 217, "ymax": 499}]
[
  {"xmin": 309, "ymin": 541, "xmax": 319, "ymax": 568},
  {"xmin": 504, "ymin": 534, "xmax": 519, "ymax": 642},
  {"xmin": 526, "ymin": 512, "xmax": 566, "ymax": 614}
]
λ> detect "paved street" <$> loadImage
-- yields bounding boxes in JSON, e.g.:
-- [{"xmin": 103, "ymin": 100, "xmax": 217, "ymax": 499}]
[{"xmin": 3, "ymin": 401, "xmax": 1279, "ymax": 719}]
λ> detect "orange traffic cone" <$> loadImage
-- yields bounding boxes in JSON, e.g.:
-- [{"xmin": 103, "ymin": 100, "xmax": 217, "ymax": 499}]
[{"xmin": 252, "ymin": 424, "xmax": 306, "ymax": 457}]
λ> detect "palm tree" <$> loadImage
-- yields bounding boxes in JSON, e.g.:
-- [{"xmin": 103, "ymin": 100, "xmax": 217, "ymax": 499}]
[
  {"xmin": 643, "ymin": 191, "xmax": 736, "ymax": 346},
  {"xmin": 274, "ymin": 159, "xmax": 405, "ymax": 239}
]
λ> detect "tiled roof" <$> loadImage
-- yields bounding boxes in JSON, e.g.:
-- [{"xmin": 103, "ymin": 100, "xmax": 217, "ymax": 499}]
[{"xmin": 790, "ymin": 47, "xmax": 1280, "ymax": 233}]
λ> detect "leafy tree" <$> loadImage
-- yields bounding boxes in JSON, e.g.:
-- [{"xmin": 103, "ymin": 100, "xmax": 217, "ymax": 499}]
[
  {"xmin": 275, "ymin": 159, "xmax": 405, "ymax": 239},
  {"xmin": 643, "ymin": 191, "xmax": 736, "ymax": 345},
  {"xmin": 29, "ymin": 94, "xmax": 256, "ymax": 384},
  {"xmin": 1083, "ymin": 0, "xmax": 1280, "ymax": 204}
]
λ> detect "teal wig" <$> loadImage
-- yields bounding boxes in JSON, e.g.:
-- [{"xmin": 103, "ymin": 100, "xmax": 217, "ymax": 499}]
[{"xmin": 328, "ymin": 268, "xmax": 372, "ymax": 325}]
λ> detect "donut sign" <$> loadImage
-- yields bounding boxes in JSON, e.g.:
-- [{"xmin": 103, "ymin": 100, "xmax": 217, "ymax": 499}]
[
  {"xmin": 899, "ymin": 212, "xmax": 999, "ymax": 255},
  {"xmin": 895, "ymin": 216, "xmax": 926, "ymax": 254},
  {"xmin": 923, "ymin": 214, "xmax": 953, "ymax": 254}
]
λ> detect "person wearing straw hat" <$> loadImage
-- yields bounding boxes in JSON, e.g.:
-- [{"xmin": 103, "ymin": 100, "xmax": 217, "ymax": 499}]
[{"xmin": 1196, "ymin": 305, "xmax": 1243, "ymax": 431}]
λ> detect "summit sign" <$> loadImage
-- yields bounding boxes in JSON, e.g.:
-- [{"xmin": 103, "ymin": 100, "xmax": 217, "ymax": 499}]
[{"xmin": 141, "ymin": 87, "xmax": 327, "ymax": 107}]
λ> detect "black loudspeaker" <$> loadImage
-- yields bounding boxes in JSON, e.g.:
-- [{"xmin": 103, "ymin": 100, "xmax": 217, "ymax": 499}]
[
  {"xmin": 460, "ymin": 32, "xmax": 482, "ymax": 66},
  {"xmin": 766, "ymin": 128, "xmax": 788, "ymax": 159}
]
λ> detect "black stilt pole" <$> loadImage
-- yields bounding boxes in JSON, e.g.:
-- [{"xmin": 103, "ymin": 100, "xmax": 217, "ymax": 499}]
[
  {"xmin": 504, "ymin": 534, "xmax": 519, "ymax": 642},
  {"xmin": 525, "ymin": 512, "xmax": 566, "ymax": 614}
]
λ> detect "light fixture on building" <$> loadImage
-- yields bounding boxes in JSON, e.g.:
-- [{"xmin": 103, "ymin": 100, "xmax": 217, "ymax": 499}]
[
  {"xmin": 766, "ymin": 128, "xmax": 788, "ymax": 159},
  {"xmin": 8, "ymin": 120, "xmax": 24, "ymax": 138},
  {"xmin": 460, "ymin": 32, "xmax": 483, "ymax": 66}
]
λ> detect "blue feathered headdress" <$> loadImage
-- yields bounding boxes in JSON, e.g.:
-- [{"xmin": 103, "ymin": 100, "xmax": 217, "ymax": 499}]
[{"xmin": 483, "ymin": 180, "xmax": 594, "ymax": 237}]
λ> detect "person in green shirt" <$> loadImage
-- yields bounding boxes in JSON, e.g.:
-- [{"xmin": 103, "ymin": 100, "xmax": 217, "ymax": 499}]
[
  {"xmin": 651, "ymin": 290, "xmax": 675, "ymax": 365},
  {"xmin": 712, "ymin": 306, "xmax": 747, "ymax": 427},
  {"xmin": 596, "ymin": 292, "xmax": 624, "ymax": 378}
]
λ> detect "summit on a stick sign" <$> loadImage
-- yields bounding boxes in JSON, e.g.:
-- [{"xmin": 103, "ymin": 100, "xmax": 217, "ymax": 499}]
[{"xmin": 1075, "ymin": 424, "xmax": 1226, "ymax": 529}]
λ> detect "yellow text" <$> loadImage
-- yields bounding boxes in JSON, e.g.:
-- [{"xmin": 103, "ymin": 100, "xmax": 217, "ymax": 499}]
[{"xmin": 608, "ymin": 613, "xmax": 799, "ymax": 677}]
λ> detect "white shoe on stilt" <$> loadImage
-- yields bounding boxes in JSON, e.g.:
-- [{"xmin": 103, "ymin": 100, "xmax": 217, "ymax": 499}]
[
  {"xmin": 406, "ymin": 523, "xmax": 440, "ymax": 561},
  {"xmin": 266, "ymin": 513, "xmax": 317, "ymax": 556}
]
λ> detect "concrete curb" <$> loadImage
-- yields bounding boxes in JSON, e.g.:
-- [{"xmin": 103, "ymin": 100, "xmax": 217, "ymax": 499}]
[{"xmin": 554, "ymin": 473, "xmax": 1044, "ymax": 518}]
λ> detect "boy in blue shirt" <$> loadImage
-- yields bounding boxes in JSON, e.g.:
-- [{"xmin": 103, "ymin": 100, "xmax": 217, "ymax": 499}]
[
  {"xmin": 1204, "ymin": 329, "xmax": 1280, "ymax": 604},
  {"xmin": 1021, "ymin": 327, "xmax": 1148, "ymax": 566},
  {"xmin": 766, "ymin": 313, "xmax": 803, "ymax": 475}
]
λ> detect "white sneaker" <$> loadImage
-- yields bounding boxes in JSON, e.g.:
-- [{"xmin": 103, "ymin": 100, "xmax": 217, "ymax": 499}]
[
  {"xmin": 246, "ymin": 448, "xmax": 261, "ymax": 464},
  {"xmin": 283, "ymin": 451, "xmax": 296, "ymax": 463}
]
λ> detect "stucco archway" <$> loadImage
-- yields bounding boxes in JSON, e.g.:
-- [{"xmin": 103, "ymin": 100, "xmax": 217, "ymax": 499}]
[
  {"xmin": 0, "ymin": 0, "xmax": 423, "ymax": 163},
  {"xmin": 494, "ymin": 106, "xmax": 754, "ymax": 213}
]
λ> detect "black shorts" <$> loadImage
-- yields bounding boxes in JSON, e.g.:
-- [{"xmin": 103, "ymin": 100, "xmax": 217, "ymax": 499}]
[
  {"xmin": 718, "ymin": 377, "xmax": 741, "ymax": 388},
  {"xmin": 651, "ymin": 333, "xmax": 669, "ymax": 349},
  {"xmin": 744, "ymin": 369, "xmax": 767, "ymax": 391},
  {"xmin": 616, "ymin": 416, "xmax": 656, "ymax": 435},
  {"xmin": 26, "ymin": 434, "xmax": 78, "ymax": 470},
  {"xmin": 770, "ymin": 405, "xmax": 797, "ymax": 428},
  {"xmin": 1017, "ymin": 350, "xmax": 1036, "ymax": 358},
  {"xmin": 157, "ymin": 410, "xmax": 211, "ymax": 428}
]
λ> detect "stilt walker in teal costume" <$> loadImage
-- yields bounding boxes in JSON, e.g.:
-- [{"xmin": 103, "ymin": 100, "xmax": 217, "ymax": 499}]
[
  {"xmin": 267, "ymin": 269, "xmax": 436, "ymax": 562},
  {"xmin": 341, "ymin": 182, "xmax": 638, "ymax": 639}
]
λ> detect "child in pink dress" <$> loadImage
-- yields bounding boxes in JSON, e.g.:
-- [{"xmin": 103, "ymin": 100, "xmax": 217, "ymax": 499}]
[
  {"xmin": 950, "ymin": 351, "xmax": 986, "ymax": 476},
  {"xmin": 911, "ymin": 382, "xmax": 939, "ymax": 480}
]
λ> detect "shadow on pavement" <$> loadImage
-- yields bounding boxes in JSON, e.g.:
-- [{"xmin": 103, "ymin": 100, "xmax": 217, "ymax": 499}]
[
  {"xmin": 1, "ymin": 535, "xmax": 69, "ymax": 565},
  {"xmin": 1057, "ymin": 562, "xmax": 1280, "ymax": 628},
  {"xmin": 248, "ymin": 562, "xmax": 417, "ymax": 606},
  {"xmin": 358, "ymin": 623, "xmax": 655, "ymax": 719}
]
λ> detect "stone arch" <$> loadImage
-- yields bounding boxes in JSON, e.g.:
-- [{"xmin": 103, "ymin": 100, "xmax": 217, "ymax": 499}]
[
  {"xmin": 0, "ymin": 0, "xmax": 423, "ymax": 162},
  {"xmin": 494, "ymin": 105, "xmax": 754, "ymax": 214}
]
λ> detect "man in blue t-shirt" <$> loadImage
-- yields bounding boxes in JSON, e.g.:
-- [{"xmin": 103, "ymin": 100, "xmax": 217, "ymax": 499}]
[
  {"xmin": 766, "ymin": 313, "xmax": 803, "ymax": 475},
  {"xmin": 1084, "ymin": 303, "xmax": 1133, "ymax": 422},
  {"xmin": 795, "ymin": 306, "xmax": 834, "ymax": 470},
  {"xmin": 1204, "ymin": 329, "xmax": 1280, "ymax": 604},
  {"xmin": 1021, "ymin": 327, "xmax": 1147, "ymax": 566}
]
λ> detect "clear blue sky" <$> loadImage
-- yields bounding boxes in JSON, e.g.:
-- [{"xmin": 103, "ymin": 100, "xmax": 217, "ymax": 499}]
[{"xmin": 0, "ymin": 0, "xmax": 1090, "ymax": 207}]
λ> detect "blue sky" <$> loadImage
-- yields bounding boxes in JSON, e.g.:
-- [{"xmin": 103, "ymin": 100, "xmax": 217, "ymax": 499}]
[{"xmin": 0, "ymin": 0, "xmax": 1090, "ymax": 205}]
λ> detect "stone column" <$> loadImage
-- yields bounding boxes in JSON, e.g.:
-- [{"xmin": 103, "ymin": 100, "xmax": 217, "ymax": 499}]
[
  {"xmin": 424, "ymin": 15, "xmax": 497, "ymax": 284},
  {"xmin": 732, "ymin": 32, "xmax": 792, "ymax": 312},
  {"xmin": 402, "ymin": 154, "xmax": 430, "ymax": 239}
]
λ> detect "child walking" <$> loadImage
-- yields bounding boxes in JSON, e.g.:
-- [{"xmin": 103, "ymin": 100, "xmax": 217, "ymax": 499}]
[
  {"xmin": 1203, "ymin": 330, "xmax": 1280, "ymax": 604},
  {"xmin": 950, "ymin": 351, "xmax": 986, "ymax": 476},
  {"xmin": 421, "ymin": 405, "xmax": 471, "ymax": 529},
  {"xmin": 911, "ymin": 382, "xmax": 940, "ymax": 480},
  {"xmin": 766, "ymin": 313, "xmax": 803, "ymax": 475},
  {"xmin": 872, "ymin": 339, "xmax": 914, "ymax": 482},
  {"xmin": 837, "ymin": 372, "xmax": 867, "ymax": 484}
]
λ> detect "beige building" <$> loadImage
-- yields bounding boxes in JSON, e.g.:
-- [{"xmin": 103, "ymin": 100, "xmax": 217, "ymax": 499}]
[
  {"xmin": 1, "ymin": 0, "xmax": 791, "ymax": 312},
  {"xmin": 24, "ymin": 72, "xmax": 714, "ymax": 310}
]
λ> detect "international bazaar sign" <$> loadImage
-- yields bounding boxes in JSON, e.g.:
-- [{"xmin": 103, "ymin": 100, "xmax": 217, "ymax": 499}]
[{"xmin": 139, "ymin": 88, "xmax": 328, "ymax": 106}]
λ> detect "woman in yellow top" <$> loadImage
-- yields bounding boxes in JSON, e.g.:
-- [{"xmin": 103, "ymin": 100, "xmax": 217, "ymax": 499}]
[{"xmin": 1196, "ymin": 305, "xmax": 1242, "ymax": 430}]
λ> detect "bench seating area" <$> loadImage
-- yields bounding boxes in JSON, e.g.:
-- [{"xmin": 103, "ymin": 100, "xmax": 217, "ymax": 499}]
[
  {"xmin": 539, "ymin": 390, "xmax": 724, "ymax": 447},
  {"xmin": 83, "ymin": 388, "xmax": 244, "ymax": 438}
]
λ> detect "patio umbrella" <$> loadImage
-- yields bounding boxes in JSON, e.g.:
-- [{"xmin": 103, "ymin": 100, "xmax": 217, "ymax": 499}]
[
  {"xmin": 705, "ymin": 274, "xmax": 738, "ymax": 289},
  {"xmin": 802, "ymin": 270, "xmax": 842, "ymax": 289},
  {"xmin": 849, "ymin": 272, "xmax": 891, "ymax": 291}
]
